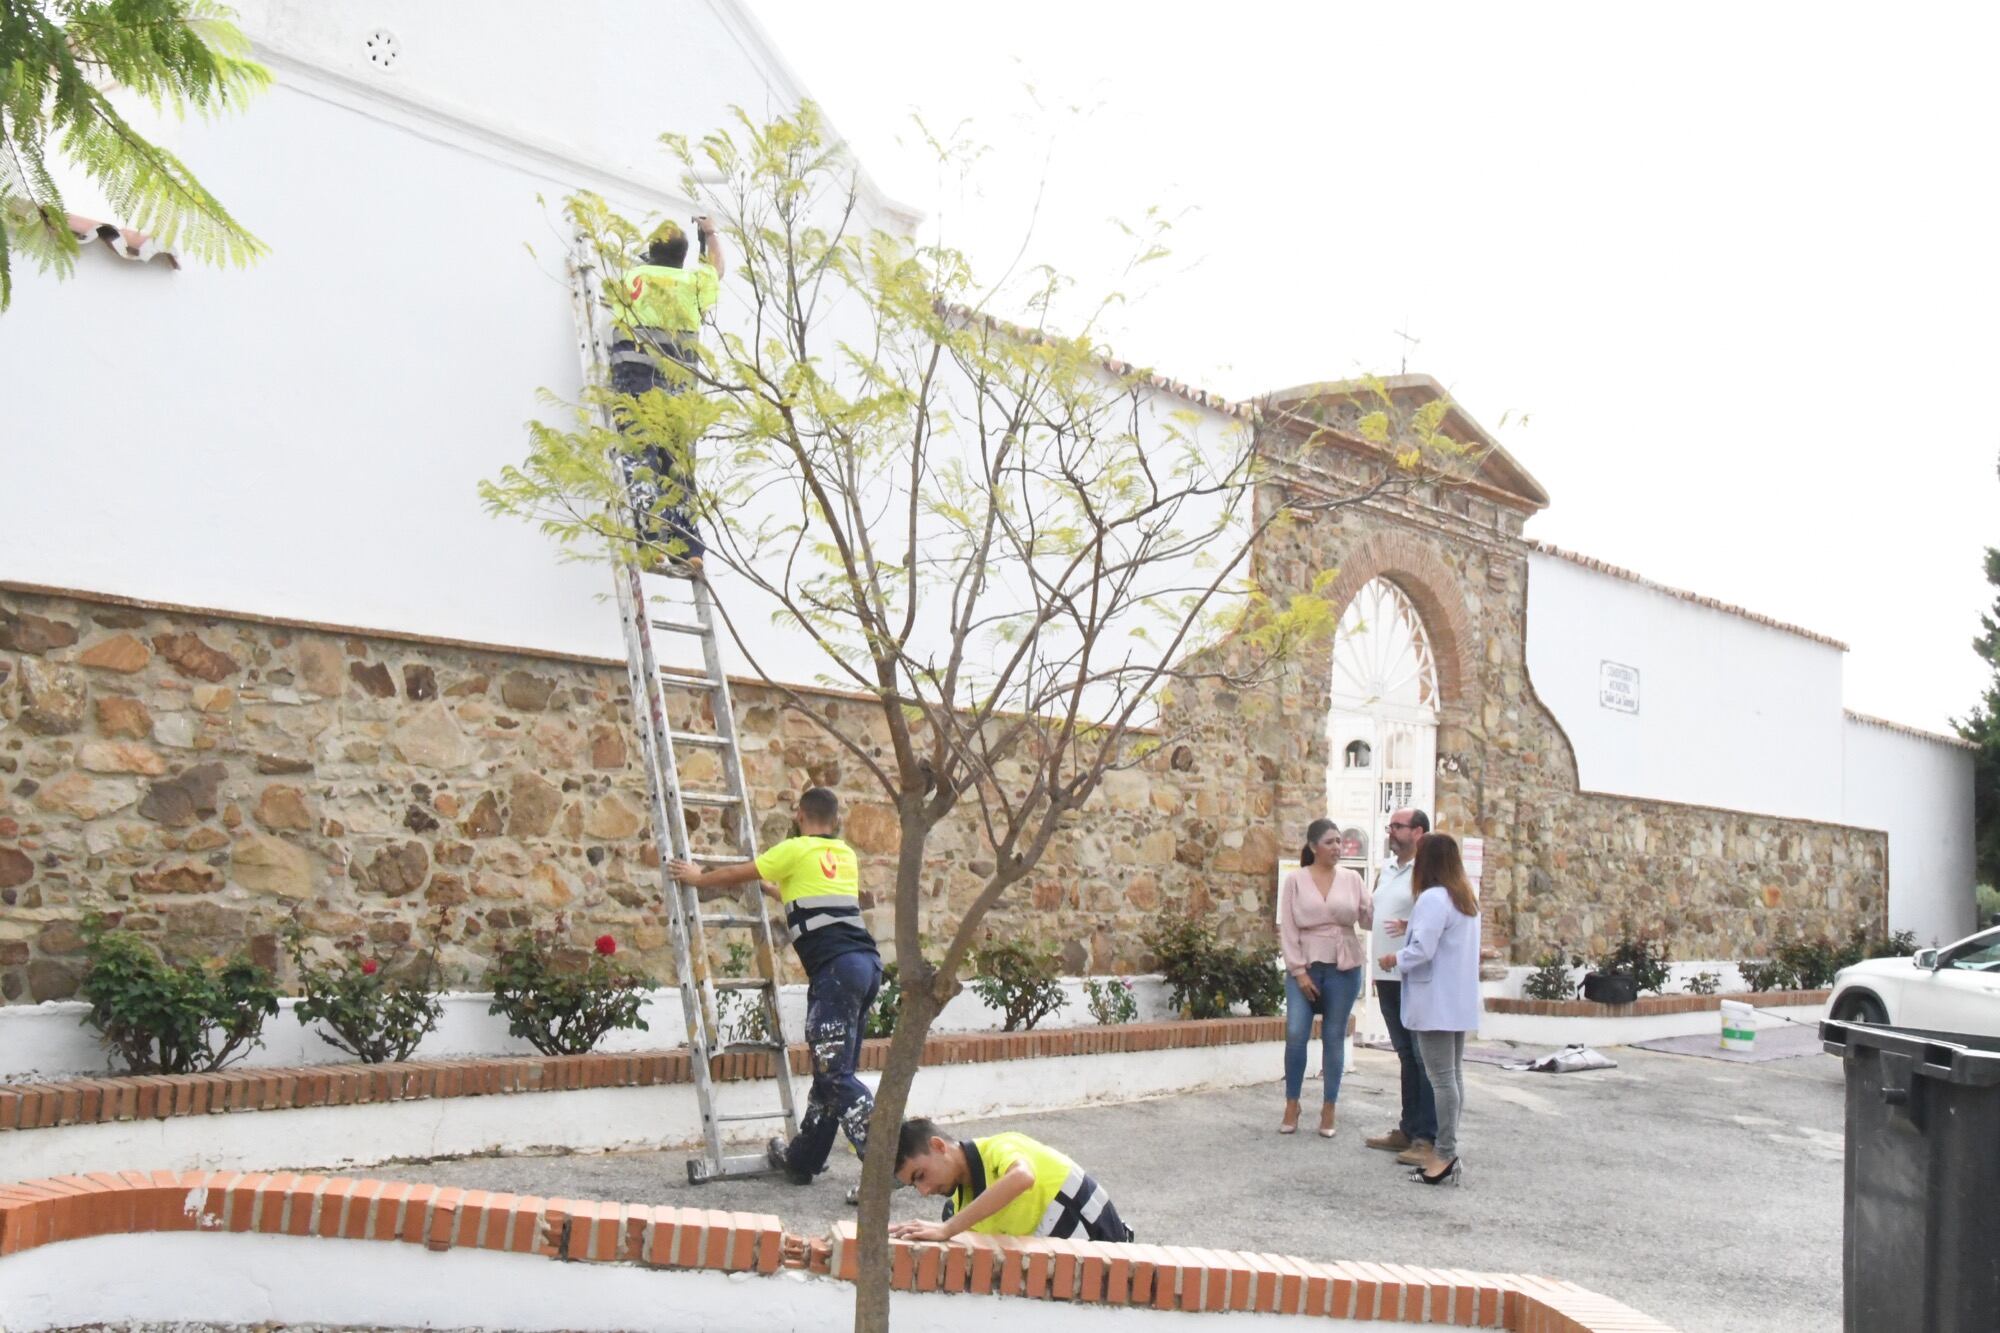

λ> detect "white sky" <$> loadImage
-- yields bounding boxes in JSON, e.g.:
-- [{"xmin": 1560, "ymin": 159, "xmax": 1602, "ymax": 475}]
[{"xmin": 744, "ymin": 0, "xmax": 1998, "ymax": 735}]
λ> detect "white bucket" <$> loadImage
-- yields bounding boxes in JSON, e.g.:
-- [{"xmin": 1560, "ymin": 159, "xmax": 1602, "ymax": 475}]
[{"xmin": 1720, "ymin": 999, "xmax": 1758, "ymax": 1052}]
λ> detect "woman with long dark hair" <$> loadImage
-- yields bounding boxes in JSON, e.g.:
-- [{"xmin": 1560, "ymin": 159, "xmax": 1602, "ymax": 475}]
[
  {"xmin": 1376, "ymin": 832, "xmax": 1481, "ymax": 1186},
  {"xmin": 1275, "ymin": 818, "xmax": 1372, "ymax": 1137}
]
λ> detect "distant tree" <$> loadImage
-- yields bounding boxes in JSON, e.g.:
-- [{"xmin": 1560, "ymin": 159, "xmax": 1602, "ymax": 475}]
[
  {"xmin": 1956, "ymin": 477, "xmax": 2000, "ymax": 893},
  {"xmin": 0, "ymin": 0, "xmax": 267, "ymax": 309}
]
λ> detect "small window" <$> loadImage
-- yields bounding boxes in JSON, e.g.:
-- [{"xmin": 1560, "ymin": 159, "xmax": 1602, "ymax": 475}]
[{"xmin": 1343, "ymin": 739, "xmax": 1372, "ymax": 769}]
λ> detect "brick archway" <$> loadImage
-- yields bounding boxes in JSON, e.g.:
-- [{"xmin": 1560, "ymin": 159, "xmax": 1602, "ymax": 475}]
[{"xmin": 1321, "ymin": 529, "xmax": 1478, "ymax": 708}]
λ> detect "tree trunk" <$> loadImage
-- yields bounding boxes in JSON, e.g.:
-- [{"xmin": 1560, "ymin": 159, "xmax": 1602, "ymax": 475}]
[
  {"xmin": 850, "ymin": 978, "xmax": 939, "ymax": 1332},
  {"xmin": 852, "ymin": 804, "xmax": 943, "ymax": 1332}
]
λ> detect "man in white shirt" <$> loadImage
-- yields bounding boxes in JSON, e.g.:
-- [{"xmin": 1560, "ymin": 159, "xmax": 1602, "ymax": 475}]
[{"xmin": 1364, "ymin": 808, "xmax": 1437, "ymax": 1164}]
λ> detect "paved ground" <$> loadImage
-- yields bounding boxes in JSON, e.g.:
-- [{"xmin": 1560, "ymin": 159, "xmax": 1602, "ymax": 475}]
[{"xmin": 351, "ymin": 1044, "xmax": 1847, "ymax": 1333}]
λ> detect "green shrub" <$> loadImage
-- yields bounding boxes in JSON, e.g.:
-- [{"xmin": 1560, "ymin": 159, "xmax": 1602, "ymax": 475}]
[
  {"xmin": 1739, "ymin": 958, "xmax": 1792, "ymax": 992},
  {"xmin": 1775, "ymin": 936, "xmax": 1840, "ymax": 989},
  {"xmin": 484, "ymin": 931, "xmax": 650, "ymax": 1055},
  {"xmin": 1596, "ymin": 927, "xmax": 1673, "ymax": 996},
  {"xmin": 285, "ymin": 925, "xmax": 443, "ymax": 1063},
  {"xmin": 1141, "ymin": 911, "xmax": 1283, "ymax": 1019},
  {"xmin": 970, "ymin": 940, "xmax": 1068, "ymax": 1032},
  {"xmin": 864, "ymin": 962, "xmax": 901, "ymax": 1039},
  {"xmin": 1683, "ymin": 970, "xmax": 1722, "ymax": 997},
  {"xmin": 1523, "ymin": 946, "xmax": 1581, "ymax": 1001},
  {"xmin": 1084, "ymin": 977, "xmax": 1138, "ymax": 1025},
  {"xmin": 77, "ymin": 915, "xmax": 280, "ymax": 1073}
]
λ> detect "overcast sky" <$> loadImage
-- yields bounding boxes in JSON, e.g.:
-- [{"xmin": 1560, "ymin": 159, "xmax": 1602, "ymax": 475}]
[{"xmin": 744, "ymin": 0, "xmax": 1997, "ymax": 734}]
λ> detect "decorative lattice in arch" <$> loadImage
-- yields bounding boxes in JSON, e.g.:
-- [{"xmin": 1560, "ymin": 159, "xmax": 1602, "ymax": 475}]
[{"xmin": 1330, "ymin": 578, "xmax": 1440, "ymax": 725}]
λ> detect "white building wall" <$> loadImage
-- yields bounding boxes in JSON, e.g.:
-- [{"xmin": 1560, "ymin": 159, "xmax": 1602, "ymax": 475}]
[
  {"xmin": 0, "ymin": 0, "xmax": 1246, "ymax": 716},
  {"xmin": 1841, "ymin": 716, "xmax": 1979, "ymax": 945},
  {"xmin": 1524, "ymin": 551, "xmax": 1846, "ymax": 821}
]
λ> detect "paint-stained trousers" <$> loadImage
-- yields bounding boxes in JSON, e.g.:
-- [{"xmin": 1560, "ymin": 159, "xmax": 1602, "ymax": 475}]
[{"xmin": 783, "ymin": 949, "xmax": 883, "ymax": 1178}]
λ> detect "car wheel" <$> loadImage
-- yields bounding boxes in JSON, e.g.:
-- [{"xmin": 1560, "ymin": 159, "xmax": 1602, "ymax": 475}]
[{"xmin": 1836, "ymin": 992, "xmax": 1888, "ymax": 1025}]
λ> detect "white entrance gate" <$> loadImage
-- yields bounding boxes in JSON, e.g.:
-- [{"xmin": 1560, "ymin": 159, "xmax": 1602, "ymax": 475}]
[{"xmin": 1325, "ymin": 578, "xmax": 1441, "ymax": 886}]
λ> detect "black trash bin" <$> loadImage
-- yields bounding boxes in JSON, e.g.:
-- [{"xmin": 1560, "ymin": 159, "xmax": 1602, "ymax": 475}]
[{"xmin": 1820, "ymin": 1020, "xmax": 2000, "ymax": 1333}]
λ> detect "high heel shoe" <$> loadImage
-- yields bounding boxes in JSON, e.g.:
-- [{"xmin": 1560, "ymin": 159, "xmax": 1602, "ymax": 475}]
[
  {"xmin": 1413, "ymin": 1158, "xmax": 1461, "ymax": 1187},
  {"xmin": 1278, "ymin": 1102, "xmax": 1301, "ymax": 1135}
]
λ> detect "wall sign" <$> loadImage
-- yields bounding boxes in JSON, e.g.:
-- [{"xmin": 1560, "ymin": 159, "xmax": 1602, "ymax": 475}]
[
  {"xmin": 1461, "ymin": 836, "xmax": 1484, "ymax": 891},
  {"xmin": 1598, "ymin": 661, "xmax": 1640, "ymax": 714}
]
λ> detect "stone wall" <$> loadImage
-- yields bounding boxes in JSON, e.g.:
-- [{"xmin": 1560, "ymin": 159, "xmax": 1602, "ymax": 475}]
[
  {"xmin": 1233, "ymin": 435, "xmax": 1888, "ymax": 964},
  {"xmin": 1, "ymin": 441, "xmax": 1889, "ymax": 1005},
  {"xmin": 0, "ymin": 587, "xmax": 1277, "ymax": 1004}
]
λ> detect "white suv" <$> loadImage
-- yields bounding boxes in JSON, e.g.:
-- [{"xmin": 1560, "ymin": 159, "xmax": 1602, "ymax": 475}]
[{"xmin": 1827, "ymin": 925, "xmax": 2000, "ymax": 1034}]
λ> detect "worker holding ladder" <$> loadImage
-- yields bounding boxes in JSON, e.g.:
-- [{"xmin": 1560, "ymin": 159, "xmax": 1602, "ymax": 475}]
[
  {"xmin": 608, "ymin": 217, "xmax": 724, "ymax": 574},
  {"xmin": 670, "ymin": 786, "xmax": 884, "ymax": 1186}
]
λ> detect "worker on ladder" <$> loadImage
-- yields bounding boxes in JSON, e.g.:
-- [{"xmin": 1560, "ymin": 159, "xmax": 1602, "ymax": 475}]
[
  {"xmin": 608, "ymin": 216, "xmax": 725, "ymax": 575},
  {"xmin": 670, "ymin": 787, "xmax": 883, "ymax": 1187}
]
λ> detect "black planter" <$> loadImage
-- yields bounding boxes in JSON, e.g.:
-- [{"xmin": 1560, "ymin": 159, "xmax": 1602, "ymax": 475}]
[{"xmin": 1581, "ymin": 971, "xmax": 1640, "ymax": 1005}]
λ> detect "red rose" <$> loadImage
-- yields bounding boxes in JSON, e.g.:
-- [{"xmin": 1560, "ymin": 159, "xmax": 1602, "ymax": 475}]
[
  {"xmin": 360, "ymin": 958, "xmax": 379, "ymax": 975},
  {"xmin": 595, "ymin": 934, "xmax": 618, "ymax": 956}
]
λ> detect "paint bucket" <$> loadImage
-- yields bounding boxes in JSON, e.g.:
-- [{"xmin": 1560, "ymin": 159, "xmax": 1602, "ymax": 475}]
[{"xmin": 1720, "ymin": 999, "xmax": 1758, "ymax": 1053}]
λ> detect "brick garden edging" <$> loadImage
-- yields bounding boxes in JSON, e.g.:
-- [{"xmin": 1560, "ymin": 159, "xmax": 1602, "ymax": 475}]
[
  {"xmin": 0, "ymin": 1015, "xmax": 1334, "ymax": 1135},
  {"xmin": 0, "ymin": 1170, "xmax": 1676, "ymax": 1330},
  {"xmin": 1482, "ymin": 989, "xmax": 1829, "ymax": 1018}
]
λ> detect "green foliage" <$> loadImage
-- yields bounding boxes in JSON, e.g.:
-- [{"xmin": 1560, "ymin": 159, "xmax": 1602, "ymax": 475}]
[
  {"xmin": 1683, "ymin": 970, "xmax": 1722, "ymax": 997},
  {"xmin": 76, "ymin": 914, "xmax": 279, "ymax": 1073},
  {"xmin": 1141, "ymin": 911, "xmax": 1282, "ymax": 1019},
  {"xmin": 1978, "ymin": 883, "xmax": 2000, "ymax": 927},
  {"xmin": 1523, "ymin": 945, "xmax": 1582, "ymax": 1001},
  {"xmin": 1741, "ymin": 926, "xmax": 1917, "ymax": 992},
  {"xmin": 714, "ymin": 941, "xmax": 775, "ymax": 1046},
  {"xmin": 0, "ymin": 0, "xmax": 268, "ymax": 309},
  {"xmin": 969, "ymin": 940, "xmax": 1067, "ymax": 1032},
  {"xmin": 1957, "ymin": 540, "xmax": 2000, "ymax": 890},
  {"xmin": 284, "ymin": 923, "xmax": 443, "ymax": 1063},
  {"xmin": 1084, "ymin": 976, "xmax": 1137, "ymax": 1026},
  {"xmin": 484, "ymin": 932, "xmax": 650, "ymax": 1056},
  {"xmin": 864, "ymin": 961, "xmax": 901, "ymax": 1039},
  {"xmin": 1595, "ymin": 926, "xmax": 1673, "ymax": 996}
]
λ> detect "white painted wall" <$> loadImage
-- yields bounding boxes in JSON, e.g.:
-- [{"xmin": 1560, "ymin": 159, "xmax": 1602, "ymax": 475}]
[
  {"xmin": 1524, "ymin": 552, "xmax": 1847, "ymax": 821},
  {"xmin": 3, "ymin": 1039, "xmax": 1290, "ymax": 1180},
  {"xmin": 0, "ymin": 975, "xmax": 1195, "ymax": 1083},
  {"xmin": 0, "ymin": 0, "xmax": 1249, "ymax": 717},
  {"xmin": 0, "ymin": 1232, "xmax": 1391, "ymax": 1332},
  {"xmin": 1841, "ymin": 716, "xmax": 1979, "ymax": 945}
]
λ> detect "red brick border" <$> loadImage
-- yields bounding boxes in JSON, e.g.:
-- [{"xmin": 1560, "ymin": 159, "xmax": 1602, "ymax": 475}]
[
  {"xmin": 0, "ymin": 1170, "xmax": 1676, "ymax": 1329},
  {"xmin": 1483, "ymin": 989, "xmax": 1828, "ymax": 1018},
  {"xmin": 0, "ymin": 1013, "xmax": 1352, "ymax": 1135}
]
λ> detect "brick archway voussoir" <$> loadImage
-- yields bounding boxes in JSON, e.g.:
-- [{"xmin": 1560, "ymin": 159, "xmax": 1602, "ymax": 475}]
[{"xmin": 1322, "ymin": 530, "xmax": 1477, "ymax": 706}]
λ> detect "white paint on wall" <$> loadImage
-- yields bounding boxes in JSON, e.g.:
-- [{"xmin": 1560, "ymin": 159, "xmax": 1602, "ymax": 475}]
[
  {"xmin": 1524, "ymin": 552, "xmax": 1847, "ymax": 821},
  {"xmin": 3, "ymin": 1040, "xmax": 1289, "ymax": 1180},
  {"xmin": 1473, "ymin": 999, "xmax": 1825, "ymax": 1048},
  {"xmin": 0, "ymin": 1231, "xmax": 1383, "ymax": 1332},
  {"xmin": 1840, "ymin": 716, "xmax": 1979, "ymax": 945},
  {"xmin": 0, "ymin": 975, "xmax": 1189, "ymax": 1083}
]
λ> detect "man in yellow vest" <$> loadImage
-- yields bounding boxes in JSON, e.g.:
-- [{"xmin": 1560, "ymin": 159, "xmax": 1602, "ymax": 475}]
[
  {"xmin": 608, "ymin": 217, "xmax": 725, "ymax": 573},
  {"xmin": 889, "ymin": 1115, "xmax": 1135, "ymax": 1242},
  {"xmin": 668, "ymin": 786, "xmax": 883, "ymax": 1185}
]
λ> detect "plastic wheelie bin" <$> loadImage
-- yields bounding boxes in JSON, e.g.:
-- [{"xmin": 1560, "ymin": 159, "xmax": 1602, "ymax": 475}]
[{"xmin": 1820, "ymin": 1020, "xmax": 2000, "ymax": 1333}]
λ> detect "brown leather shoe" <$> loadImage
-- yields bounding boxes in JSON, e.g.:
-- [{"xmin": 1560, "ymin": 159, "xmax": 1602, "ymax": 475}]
[
  {"xmin": 1365, "ymin": 1128, "xmax": 1412, "ymax": 1152},
  {"xmin": 1394, "ymin": 1139, "xmax": 1435, "ymax": 1166}
]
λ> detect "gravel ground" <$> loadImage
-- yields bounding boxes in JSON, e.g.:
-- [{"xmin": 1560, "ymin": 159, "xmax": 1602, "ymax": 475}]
[{"xmin": 349, "ymin": 1042, "xmax": 1847, "ymax": 1333}]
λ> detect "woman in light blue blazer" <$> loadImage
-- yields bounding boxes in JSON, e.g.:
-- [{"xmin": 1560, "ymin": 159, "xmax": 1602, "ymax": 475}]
[{"xmin": 1376, "ymin": 833, "xmax": 1481, "ymax": 1187}]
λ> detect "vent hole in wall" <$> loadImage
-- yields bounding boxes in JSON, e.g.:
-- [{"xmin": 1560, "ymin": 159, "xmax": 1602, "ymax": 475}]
[{"xmin": 363, "ymin": 28, "xmax": 400, "ymax": 70}]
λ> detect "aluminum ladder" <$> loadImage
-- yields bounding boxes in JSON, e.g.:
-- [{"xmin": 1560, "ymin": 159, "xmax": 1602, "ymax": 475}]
[{"xmin": 566, "ymin": 237, "xmax": 800, "ymax": 1183}]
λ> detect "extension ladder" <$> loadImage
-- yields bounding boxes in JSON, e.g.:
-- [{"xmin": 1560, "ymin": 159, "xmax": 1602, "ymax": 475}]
[{"xmin": 566, "ymin": 236, "xmax": 800, "ymax": 1183}]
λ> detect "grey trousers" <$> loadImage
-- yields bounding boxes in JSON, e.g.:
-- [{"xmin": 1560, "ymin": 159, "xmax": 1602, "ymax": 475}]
[{"xmin": 1412, "ymin": 1029, "xmax": 1467, "ymax": 1159}]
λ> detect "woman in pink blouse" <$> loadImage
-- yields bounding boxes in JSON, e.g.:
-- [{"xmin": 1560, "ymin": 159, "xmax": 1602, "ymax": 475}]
[{"xmin": 1276, "ymin": 818, "xmax": 1374, "ymax": 1136}]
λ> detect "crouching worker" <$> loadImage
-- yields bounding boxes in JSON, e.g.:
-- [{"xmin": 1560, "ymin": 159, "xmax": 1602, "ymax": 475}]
[
  {"xmin": 888, "ymin": 1116, "xmax": 1135, "ymax": 1243},
  {"xmin": 667, "ymin": 786, "xmax": 881, "ymax": 1185}
]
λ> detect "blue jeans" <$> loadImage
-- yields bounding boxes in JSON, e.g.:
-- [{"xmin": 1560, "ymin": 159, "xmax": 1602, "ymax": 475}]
[
  {"xmin": 1375, "ymin": 979, "xmax": 1438, "ymax": 1142},
  {"xmin": 784, "ymin": 949, "xmax": 882, "ymax": 1178},
  {"xmin": 1283, "ymin": 962, "xmax": 1363, "ymax": 1102}
]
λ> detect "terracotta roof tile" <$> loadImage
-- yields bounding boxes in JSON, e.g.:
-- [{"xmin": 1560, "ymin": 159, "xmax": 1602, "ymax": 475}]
[
  {"xmin": 1843, "ymin": 709, "xmax": 1979, "ymax": 752},
  {"xmin": 65, "ymin": 213, "xmax": 180, "ymax": 269}
]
